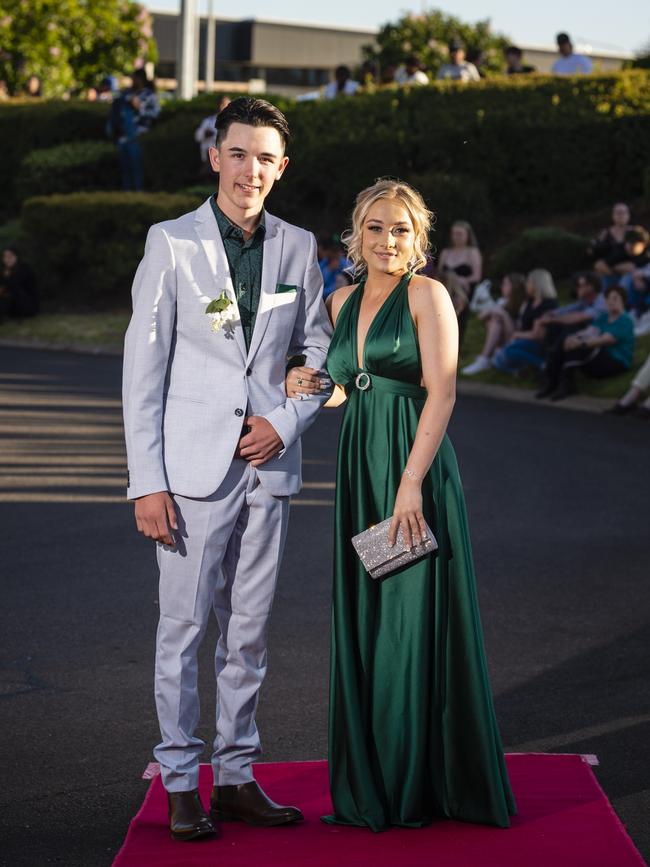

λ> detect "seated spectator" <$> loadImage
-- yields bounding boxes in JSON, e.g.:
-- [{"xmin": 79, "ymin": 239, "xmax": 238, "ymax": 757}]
[
  {"xmin": 551, "ymin": 33, "xmax": 593, "ymax": 75},
  {"xmin": 359, "ymin": 60, "xmax": 378, "ymax": 87},
  {"xmin": 436, "ymin": 221, "xmax": 482, "ymax": 296},
  {"xmin": 395, "ymin": 56, "xmax": 429, "ymax": 85},
  {"xmin": 461, "ymin": 272, "xmax": 527, "ymax": 374},
  {"xmin": 536, "ymin": 285, "xmax": 634, "ymax": 400},
  {"xmin": 437, "ymin": 41, "xmax": 481, "ymax": 82},
  {"xmin": 318, "ymin": 235, "xmax": 353, "ymax": 299},
  {"xmin": 504, "ymin": 46, "xmax": 536, "ymax": 74},
  {"xmin": 606, "ymin": 352, "xmax": 650, "ymax": 418},
  {"xmin": 324, "ymin": 65, "xmax": 360, "ymax": 98},
  {"xmin": 466, "ymin": 48, "xmax": 486, "ymax": 78},
  {"xmin": 0, "ymin": 246, "xmax": 39, "ymax": 321},
  {"xmin": 380, "ymin": 63, "xmax": 398, "ymax": 85},
  {"xmin": 194, "ymin": 95, "xmax": 231, "ymax": 175},
  {"xmin": 590, "ymin": 202, "xmax": 632, "ymax": 279},
  {"xmin": 533, "ymin": 270, "xmax": 607, "ymax": 345},
  {"xmin": 436, "ymin": 220, "xmax": 482, "ymax": 340},
  {"xmin": 492, "ymin": 269, "xmax": 558, "ymax": 374},
  {"xmin": 617, "ymin": 228, "xmax": 650, "ymax": 316}
]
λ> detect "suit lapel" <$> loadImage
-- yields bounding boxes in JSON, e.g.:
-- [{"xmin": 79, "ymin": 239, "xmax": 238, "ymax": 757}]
[
  {"xmin": 193, "ymin": 198, "xmax": 247, "ymax": 363},
  {"xmin": 247, "ymin": 213, "xmax": 284, "ymax": 364}
]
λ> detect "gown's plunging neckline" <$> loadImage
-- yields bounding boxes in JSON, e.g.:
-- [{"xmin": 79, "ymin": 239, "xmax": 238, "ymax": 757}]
[{"xmin": 354, "ymin": 271, "xmax": 411, "ymax": 371}]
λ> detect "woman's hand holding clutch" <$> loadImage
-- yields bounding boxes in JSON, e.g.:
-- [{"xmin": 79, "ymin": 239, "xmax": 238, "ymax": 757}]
[{"xmin": 388, "ymin": 474, "xmax": 429, "ymax": 551}]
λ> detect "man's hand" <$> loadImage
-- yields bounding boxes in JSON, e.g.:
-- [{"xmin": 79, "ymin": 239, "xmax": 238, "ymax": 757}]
[
  {"xmin": 134, "ymin": 491, "xmax": 178, "ymax": 546},
  {"xmin": 237, "ymin": 416, "xmax": 283, "ymax": 467}
]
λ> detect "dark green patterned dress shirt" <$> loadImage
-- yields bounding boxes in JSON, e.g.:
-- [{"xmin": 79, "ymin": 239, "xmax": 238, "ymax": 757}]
[{"xmin": 210, "ymin": 195, "xmax": 265, "ymax": 351}]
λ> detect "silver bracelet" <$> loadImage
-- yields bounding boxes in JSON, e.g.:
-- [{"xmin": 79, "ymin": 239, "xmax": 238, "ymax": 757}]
[{"xmin": 403, "ymin": 467, "xmax": 422, "ymax": 482}]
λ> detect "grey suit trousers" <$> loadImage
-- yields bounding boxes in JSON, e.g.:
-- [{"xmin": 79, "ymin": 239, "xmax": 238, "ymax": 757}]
[{"xmin": 153, "ymin": 458, "xmax": 290, "ymax": 792}]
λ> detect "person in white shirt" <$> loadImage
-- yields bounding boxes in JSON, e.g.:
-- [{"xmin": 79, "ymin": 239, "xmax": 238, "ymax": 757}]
[
  {"xmin": 551, "ymin": 33, "xmax": 593, "ymax": 75},
  {"xmin": 194, "ymin": 96, "xmax": 231, "ymax": 169},
  {"xmin": 324, "ymin": 65, "xmax": 360, "ymax": 99},
  {"xmin": 437, "ymin": 41, "xmax": 481, "ymax": 82},
  {"xmin": 395, "ymin": 55, "xmax": 430, "ymax": 86}
]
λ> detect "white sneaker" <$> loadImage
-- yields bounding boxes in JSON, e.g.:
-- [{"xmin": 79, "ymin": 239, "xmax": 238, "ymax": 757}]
[{"xmin": 461, "ymin": 355, "xmax": 491, "ymax": 375}]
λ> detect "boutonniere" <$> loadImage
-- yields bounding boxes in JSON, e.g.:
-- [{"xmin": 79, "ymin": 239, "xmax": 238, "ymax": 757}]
[{"xmin": 205, "ymin": 291, "xmax": 237, "ymax": 334}]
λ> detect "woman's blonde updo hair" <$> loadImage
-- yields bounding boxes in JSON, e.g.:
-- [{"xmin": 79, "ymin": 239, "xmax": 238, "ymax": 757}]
[{"xmin": 341, "ymin": 178, "xmax": 433, "ymax": 276}]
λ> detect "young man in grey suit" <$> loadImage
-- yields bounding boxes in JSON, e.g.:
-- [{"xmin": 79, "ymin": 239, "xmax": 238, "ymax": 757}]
[{"xmin": 122, "ymin": 98, "xmax": 332, "ymax": 841}]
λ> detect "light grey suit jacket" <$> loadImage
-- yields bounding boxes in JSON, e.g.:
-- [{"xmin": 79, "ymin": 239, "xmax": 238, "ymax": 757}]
[{"xmin": 122, "ymin": 197, "xmax": 332, "ymax": 500}]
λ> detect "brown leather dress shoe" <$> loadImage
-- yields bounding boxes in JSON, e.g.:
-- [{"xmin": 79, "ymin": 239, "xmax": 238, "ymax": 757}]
[
  {"xmin": 168, "ymin": 790, "xmax": 218, "ymax": 841},
  {"xmin": 211, "ymin": 780, "xmax": 303, "ymax": 827}
]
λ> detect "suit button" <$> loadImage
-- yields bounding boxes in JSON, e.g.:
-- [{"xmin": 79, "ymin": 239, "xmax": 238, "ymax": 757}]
[
  {"xmin": 235, "ymin": 408, "xmax": 244, "ymax": 417},
  {"xmin": 246, "ymin": 367, "xmax": 252, "ymax": 376}
]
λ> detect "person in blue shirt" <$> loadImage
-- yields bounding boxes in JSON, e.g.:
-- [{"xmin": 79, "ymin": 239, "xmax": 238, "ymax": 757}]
[
  {"xmin": 536, "ymin": 284, "xmax": 634, "ymax": 400},
  {"xmin": 318, "ymin": 235, "xmax": 352, "ymax": 299}
]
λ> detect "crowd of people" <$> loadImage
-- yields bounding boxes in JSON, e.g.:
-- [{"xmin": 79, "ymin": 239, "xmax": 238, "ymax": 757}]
[
  {"xmin": 313, "ymin": 200, "xmax": 649, "ymax": 414},
  {"xmin": 316, "ymin": 31, "xmax": 594, "ymax": 100},
  {"xmin": 451, "ymin": 201, "xmax": 649, "ymax": 413}
]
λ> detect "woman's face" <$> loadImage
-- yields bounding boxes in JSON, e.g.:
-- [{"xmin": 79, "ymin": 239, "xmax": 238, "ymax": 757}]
[
  {"xmin": 362, "ymin": 198, "xmax": 415, "ymax": 276},
  {"xmin": 500, "ymin": 276, "xmax": 512, "ymax": 298},
  {"xmin": 525, "ymin": 275, "xmax": 536, "ymax": 297},
  {"xmin": 450, "ymin": 224, "xmax": 469, "ymax": 247},
  {"xmin": 605, "ymin": 290, "xmax": 624, "ymax": 316},
  {"xmin": 612, "ymin": 203, "xmax": 630, "ymax": 226},
  {"xmin": 2, "ymin": 249, "xmax": 17, "ymax": 269}
]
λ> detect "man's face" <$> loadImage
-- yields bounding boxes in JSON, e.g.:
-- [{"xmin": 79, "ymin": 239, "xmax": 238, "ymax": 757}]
[
  {"xmin": 625, "ymin": 240, "xmax": 645, "ymax": 257},
  {"xmin": 209, "ymin": 122, "xmax": 289, "ymax": 218},
  {"xmin": 451, "ymin": 49, "xmax": 464, "ymax": 64},
  {"xmin": 576, "ymin": 278, "xmax": 595, "ymax": 301},
  {"xmin": 558, "ymin": 41, "xmax": 572, "ymax": 56}
]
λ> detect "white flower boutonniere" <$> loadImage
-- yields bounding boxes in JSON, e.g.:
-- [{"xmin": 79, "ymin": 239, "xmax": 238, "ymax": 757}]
[{"xmin": 205, "ymin": 291, "xmax": 238, "ymax": 334}]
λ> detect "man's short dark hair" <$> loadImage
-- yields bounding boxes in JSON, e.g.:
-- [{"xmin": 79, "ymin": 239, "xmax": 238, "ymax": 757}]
[
  {"xmin": 556, "ymin": 32, "xmax": 571, "ymax": 45},
  {"xmin": 215, "ymin": 97, "xmax": 290, "ymax": 150},
  {"xmin": 574, "ymin": 271, "xmax": 598, "ymax": 291},
  {"xmin": 604, "ymin": 284, "xmax": 627, "ymax": 304}
]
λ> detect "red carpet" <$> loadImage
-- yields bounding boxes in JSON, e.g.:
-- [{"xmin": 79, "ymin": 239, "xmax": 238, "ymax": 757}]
[{"xmin": 113, "ymin": 755, "xmax": 646, "ymax": 867}]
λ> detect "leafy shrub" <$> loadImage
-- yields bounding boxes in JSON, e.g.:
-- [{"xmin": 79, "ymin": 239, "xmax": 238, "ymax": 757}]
[
  {"xmin": 407, "ymin": 171, "xmax": 493, "ymax": 249},
  {"xmin": 21, "ymin": 191, "xmax": 202, "ymax": 308},
  {"xmin": 17, "ymin": 140, "xmax": 119, "ymax": 200},
  {"xmin": 0, "ymin": 101, "xmax": 108, "ymax": 215},
  {"xmin": 488, "ymin": 227, "xmax": 590, "ymax": 278}
]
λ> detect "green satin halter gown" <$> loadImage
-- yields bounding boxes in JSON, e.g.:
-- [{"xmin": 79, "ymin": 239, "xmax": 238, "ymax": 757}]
[{"xmin": 322, "ymin": 271, "xmax": 516, "ymax": 832}]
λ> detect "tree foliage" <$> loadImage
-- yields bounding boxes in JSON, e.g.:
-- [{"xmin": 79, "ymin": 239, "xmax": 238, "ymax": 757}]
[
  {"xmin": 363, "ymin": 8, "xmax": 511, "ymax": 77},
  {"xmin": 0, "ymin": 0, "xmax": 157, "ymax": 97}
]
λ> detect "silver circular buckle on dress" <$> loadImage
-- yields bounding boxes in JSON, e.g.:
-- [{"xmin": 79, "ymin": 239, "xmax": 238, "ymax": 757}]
[{"xmin": 355, "ymin": 372, "xmax": 371, "ymax": 391}]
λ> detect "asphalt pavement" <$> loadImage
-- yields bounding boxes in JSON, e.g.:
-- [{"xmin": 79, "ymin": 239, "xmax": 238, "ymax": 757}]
[{"xmin": 0, "ymin": 346, "xmax": 648, "ymax": 866}]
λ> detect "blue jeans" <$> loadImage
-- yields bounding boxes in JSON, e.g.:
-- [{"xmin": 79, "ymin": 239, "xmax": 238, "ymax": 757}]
[
  {"xmin": 493, "ymin": 338, "xmax": 546, "ymax": 373},
  {"xmin": 620, "ymin": 273, "xmax": 650, "ymax": 315},
  {"xmin": 118, "ymin": 139, "xmax": 143, "ymax": 191}
]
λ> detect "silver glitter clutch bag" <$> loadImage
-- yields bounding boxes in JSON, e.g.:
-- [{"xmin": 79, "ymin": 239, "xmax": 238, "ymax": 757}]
[{"xmin": 351, "ymin": 517, "xmax": 437, "ymax": 580}]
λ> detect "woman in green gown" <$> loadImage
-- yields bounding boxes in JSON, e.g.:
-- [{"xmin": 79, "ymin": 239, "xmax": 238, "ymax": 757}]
[{"xmin": 287, "ymin": 179, "xmax": 516, "ymax": 832}]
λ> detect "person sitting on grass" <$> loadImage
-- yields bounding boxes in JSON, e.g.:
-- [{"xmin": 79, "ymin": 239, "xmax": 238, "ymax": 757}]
[
  {"xmin": 461, "ymin": 272, "xmax": 527, "ymax": 375},
  {"xmin": 589, "ymin": 202, "xmax": 631, "ymax": 285},
  {"xmin": 536, "ymin": 284, "xmax": 634, "ymax": 401},
  {"xmin": 0, "ymin": 246, "xmax": 38, "ymax": 322},
  {"xmin": 533, "ymin": 271, "xmax": 607, "ymax": 350},
  {"xmin": 491, "ymin": 269, "xmax": 558, "ymax": 375},
  {"xmin": 606, "ymin": 352, "xmax": 650, "ymax": 419}
]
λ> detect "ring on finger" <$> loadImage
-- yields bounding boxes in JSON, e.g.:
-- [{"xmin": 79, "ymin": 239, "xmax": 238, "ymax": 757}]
[{"xmin": 297, "ymin": 377, "xmax": 303, "ymax": 385}]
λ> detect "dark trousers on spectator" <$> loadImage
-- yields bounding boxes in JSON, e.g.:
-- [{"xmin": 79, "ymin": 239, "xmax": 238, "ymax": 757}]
[
  {"xmin": 118, "ymin": 139, "xmax": 144, "ymax": 191},
  {"xmin": 545, "ymin": 345, "xmax": 626, "ymax": 393}
]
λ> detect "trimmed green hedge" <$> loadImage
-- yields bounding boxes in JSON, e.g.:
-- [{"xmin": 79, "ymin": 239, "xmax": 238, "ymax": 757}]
[
  {"xmin": 21, "ymin": 191, "xmax": 202, "ymax": 307},
  {"xmin": 17, "ymin": 140, "xmax": 119, "ymax": 201},
  {"xmin": 0, "ymin": 101, "xmax": 108, "ymax": 215},
  {"xmin": 488, "ymin": 227, "xmax": 591, "ymax": 278},
  {"xmin": 5, "ymin": 71, "xmax": 650, "ymax": 237}
]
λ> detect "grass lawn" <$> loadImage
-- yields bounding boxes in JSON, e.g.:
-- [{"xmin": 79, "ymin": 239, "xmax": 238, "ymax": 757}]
[
  {"xmin": 0, "ymin": 311, "xmax": 130, "ymax": 348},
  {"xmin": 458, "ymin": 310, "xmax": 650, "ymax": 401},
  {"xmin": 1, "ymin": 305, "xmax": 648, "ymax": 403}
]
